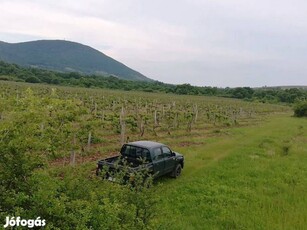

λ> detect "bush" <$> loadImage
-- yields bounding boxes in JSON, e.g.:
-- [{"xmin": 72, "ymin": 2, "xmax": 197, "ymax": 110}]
[
  {"xmin": 24, "ymin": 167, "xmax": 157, "ymax": 229},
  {"xmin": 0, "ymin": 75, "xmax": 10, "ymax": 81},
  {"xmin": 294, "ymin": 101, "xmax": 307, "ymax": 117},
  {"xmin": 25, "ymin": 76, "xmax": 41, "ymax": 83}
]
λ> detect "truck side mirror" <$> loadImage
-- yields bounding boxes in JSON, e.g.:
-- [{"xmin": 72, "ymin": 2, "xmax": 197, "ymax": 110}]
[{"xmin": 172, "ymin": 151, "xmax": 176, "ymax": 156}]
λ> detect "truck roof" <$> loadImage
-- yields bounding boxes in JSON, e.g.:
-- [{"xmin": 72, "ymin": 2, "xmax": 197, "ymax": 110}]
[{"xmin": 126, "ymin": 141, "xmax": 166, "ymax": 150}]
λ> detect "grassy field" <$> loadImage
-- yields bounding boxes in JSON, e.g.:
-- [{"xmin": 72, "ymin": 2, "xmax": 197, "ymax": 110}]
[
  {"xmin": 154, "ymin": 114, "xmax": 307, "ymax": 229},
  {"xmin": 1, "ymin": 81, "xmax": 306, "ymax": 229}
]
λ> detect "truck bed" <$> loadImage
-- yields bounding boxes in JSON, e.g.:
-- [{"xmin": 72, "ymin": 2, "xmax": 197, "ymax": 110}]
[{"xmin": 97, "ymin": 155, "xmax": 152, "ymax": 170}]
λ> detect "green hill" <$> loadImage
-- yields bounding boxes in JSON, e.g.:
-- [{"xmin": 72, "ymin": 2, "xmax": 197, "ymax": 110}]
[{"xmin": 0, "ymin": 40, "xmax": 152, "ymax": 81}]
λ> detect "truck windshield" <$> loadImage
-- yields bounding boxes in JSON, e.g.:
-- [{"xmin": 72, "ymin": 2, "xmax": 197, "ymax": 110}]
[{"xmin": 121, "ymin": 145, "xmax": 151, "ymax": 162}]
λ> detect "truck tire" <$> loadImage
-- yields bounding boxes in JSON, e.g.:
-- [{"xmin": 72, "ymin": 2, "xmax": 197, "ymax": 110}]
[{"xmin": 171, "ymin": 164, "xmax": 182, "ymax": 178}]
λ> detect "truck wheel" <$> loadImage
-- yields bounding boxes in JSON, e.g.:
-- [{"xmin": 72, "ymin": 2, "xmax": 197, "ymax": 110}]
[{"xmin": 172, "ymin": 164, "xmax": 182, "ymax": 178}]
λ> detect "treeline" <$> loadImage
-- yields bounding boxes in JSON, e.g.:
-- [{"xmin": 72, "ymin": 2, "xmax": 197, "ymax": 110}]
[
  {"xmin": 0, "ymin": 61, "xmax": 306, "ymax": 103},
  {"xmin": 228, "ymin": 86, "xmax": 307, "ymax": 103}
]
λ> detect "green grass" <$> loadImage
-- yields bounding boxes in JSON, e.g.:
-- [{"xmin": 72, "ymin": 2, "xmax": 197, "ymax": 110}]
[{"xmin": 154, "ymin": 115, "xmax": 307, "ymax": 229}]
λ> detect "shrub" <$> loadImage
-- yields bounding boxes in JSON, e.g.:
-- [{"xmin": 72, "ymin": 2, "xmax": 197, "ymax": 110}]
[
  {"xmin": 25, "ymin": 76, "xmax": 41, "ymax": 83},
  {"xmin": 293, "ymin": 101, "xmax": 307, "ymax": 117},
  {"xmin": 0, "ymin": 75, "xmax": 10, "ymax": 81}
]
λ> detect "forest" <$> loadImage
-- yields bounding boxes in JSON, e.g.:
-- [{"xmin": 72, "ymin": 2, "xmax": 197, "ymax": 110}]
[{"xmin": 0, "ymin": 60, "xmax": 306, "ymax": 104}]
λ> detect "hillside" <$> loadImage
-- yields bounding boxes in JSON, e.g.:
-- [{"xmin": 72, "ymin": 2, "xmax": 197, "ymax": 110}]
[{"xmin": 0, "ymin": 40, "xmax": 152, "ymax": 81}]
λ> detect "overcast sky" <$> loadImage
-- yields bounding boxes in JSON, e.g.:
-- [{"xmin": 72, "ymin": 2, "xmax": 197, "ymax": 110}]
[{"xmin": 1, "ymin": 0, "xmax": 307, "ymax": 87}]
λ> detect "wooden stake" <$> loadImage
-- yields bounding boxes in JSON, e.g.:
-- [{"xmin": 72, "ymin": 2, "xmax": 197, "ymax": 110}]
[
  {"xmin": 70, "ymin": 134, "xmax": 76, "ymax": 166},
  {"xmin": 120, "ymin": 107, "xmax": 126, "ymax": 145},
  {"xmin": 87, "ymin": 131, "xmax": 92, "ymax": 149}
]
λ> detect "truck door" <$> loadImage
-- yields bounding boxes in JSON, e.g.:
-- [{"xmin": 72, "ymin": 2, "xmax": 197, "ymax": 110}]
[
  {"xmin": 162, "ymin": 146, "xmax": 176, "ymax": 173},
  {"xmin": 152, "ymin": 147, "xmax": 165, "ymax": 176}
]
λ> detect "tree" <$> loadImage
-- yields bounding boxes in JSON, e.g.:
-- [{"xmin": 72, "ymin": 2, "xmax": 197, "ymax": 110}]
[
  {"xmin": 231, "ymin": 87, "xmax": 254, "ymax": 99},
  {"xmin": 25, "ymin": 76, "xmax": 40, "ymax": 83},
  {"xmin": 294, "ymin": 101, "xmax": 307, "ymax": 117}
]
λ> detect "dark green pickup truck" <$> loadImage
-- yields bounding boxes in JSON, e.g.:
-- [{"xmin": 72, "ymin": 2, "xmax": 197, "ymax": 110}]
[{"xmin": 96, "ymin": 141, "xmax": 184, "ymax": 180}]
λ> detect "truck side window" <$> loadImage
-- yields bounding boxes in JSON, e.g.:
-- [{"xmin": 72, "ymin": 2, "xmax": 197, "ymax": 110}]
[
  {"xmin": 153, "ymin": 148, "xmax": 163, "ymax": 161},
  {"xmin": 136, "ymin": 148, "xmax": 142, "ymax": 157},
  {"xmin": 162, "ymin": 146, "xmax": 172, "ymax": 157},
  {"xmin": 141, "ymin": 149, "xmax": 151, "ymax": 162},
  {"xmin": 136, "ymin": 148, "xmax": 150, "ymax": 162}
]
